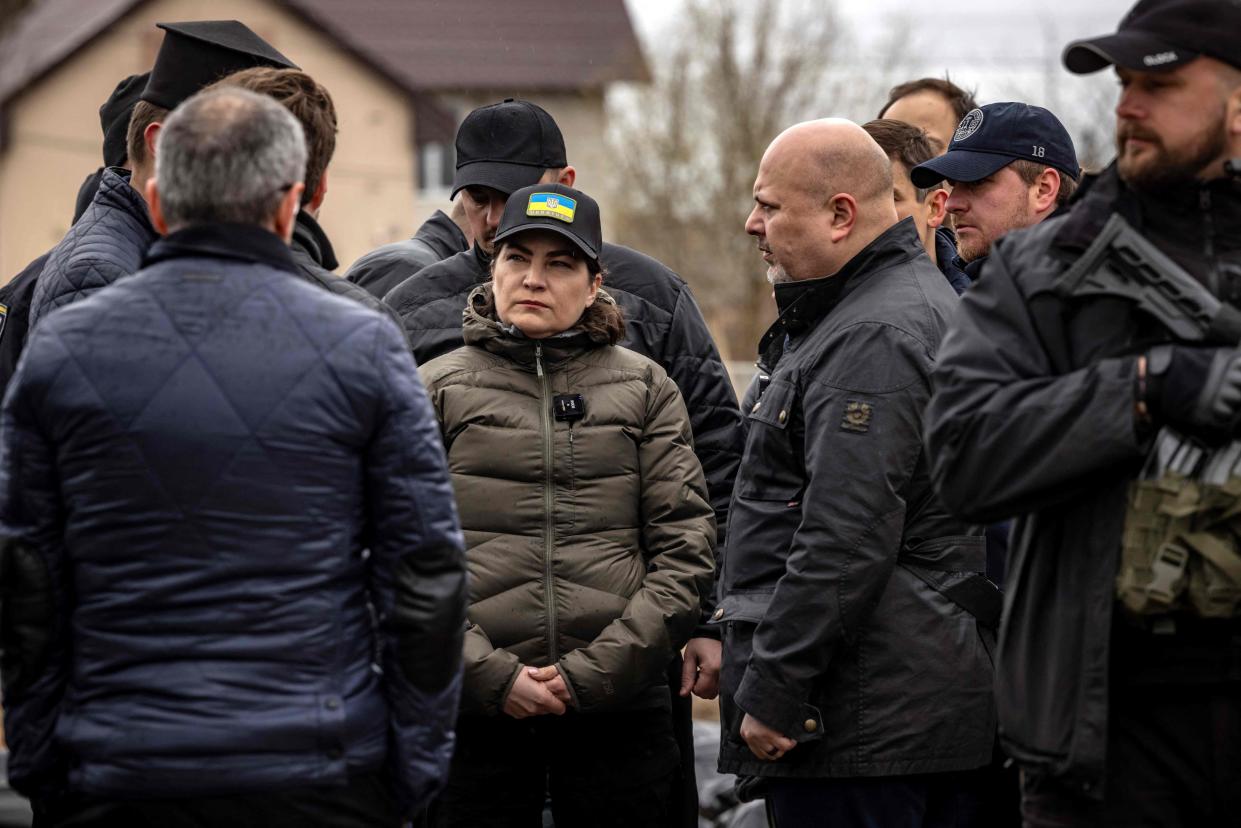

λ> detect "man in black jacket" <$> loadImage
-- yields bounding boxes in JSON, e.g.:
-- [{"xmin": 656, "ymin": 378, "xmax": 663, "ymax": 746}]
[
  {"xmin": 208, "ymin": 67, "xmax": 406, "ymax": 332},
  {"xmin": 0, "ymin": 72, "xmax": 148, "ymax": 400},
  {"xmin": 345, "ymin": 202, "xmax": 470, "ymax": 299},
  {"xmin": 924, "ymin": 0, "xmax": 1241, "ymax": 823},
  {"xmin": 717, "ymin": 118, "xmax": 993, "ymax": 828},
  {"xmin": 384, "ymin": 98, "xmax": 743, "ymax": 827},
  {"xmin": 29, "ymin": 21, "xmax": 296, "ymax": 329}
]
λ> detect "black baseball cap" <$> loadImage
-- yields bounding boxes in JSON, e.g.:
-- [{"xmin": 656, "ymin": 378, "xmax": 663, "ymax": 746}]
[
  {"xmin": 100, "ymin": 72, "xmax": 149, "ymax": 168},
  {"xmin": 142, "ymin": 21, "xmax": 297, "ymax": 110},
  {"xmin": 910, "ymin": 102, "xmax": 1080, "ymax": 188},
  {"xmin": 452, "ymin": 99, "xmax": 568, "ymax": 199},
  {"xmin": 493, "ymin": 184, "xmax": 602, "ymax": 261},
  {"xmin": 1063, "ymin": 0, "xmax": 1241, "ymax": 75}
]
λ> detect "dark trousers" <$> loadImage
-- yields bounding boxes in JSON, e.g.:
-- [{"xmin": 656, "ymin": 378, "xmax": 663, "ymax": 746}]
[
  {"xmin": 668, "ymin": 654, "xmax": 699, "ymax": 828},
  {"xmin": 765, "ymin": 771, "xmax": 984, "ymax": 828},
  {"xmin": 427, "ymin": 707, "xmax": 680, "ymax": 828},
  {"xmin": 39, "ymin": 773, "xmax": 397, "ymax": 828},
  {"xmin": 1020, "ymin": 683, "xmax": 1241, "ymax": 827}
]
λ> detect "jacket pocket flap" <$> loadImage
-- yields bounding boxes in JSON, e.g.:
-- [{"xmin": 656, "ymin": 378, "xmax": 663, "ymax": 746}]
[
  {"xmin": 900, "ymin": 534, "xmax": 986, "ymax": 573},
  {"xmin": 747, "ymin": 379, "xmax": 796, "ymax": 429},
  {"xmin": 710, "ymin": 591, "xmax": 774, "ymax": 624}
]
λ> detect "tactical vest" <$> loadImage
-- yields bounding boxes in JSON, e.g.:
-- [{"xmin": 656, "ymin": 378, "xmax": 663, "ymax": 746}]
[{"xmin": 1119, "ymin": 428, "xmax": 1241, "ymax": 618}]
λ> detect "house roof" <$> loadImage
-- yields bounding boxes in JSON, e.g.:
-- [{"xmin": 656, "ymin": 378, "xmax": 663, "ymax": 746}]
[{"xmin": 0, "ymin": 0, "xmax": 649, "ymax": 109}]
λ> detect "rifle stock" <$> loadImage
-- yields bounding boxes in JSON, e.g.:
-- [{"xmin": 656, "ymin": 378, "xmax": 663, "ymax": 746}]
[{"xmin": 1051, "ymin": 213, "xmax": 1241, "ymax": 345}]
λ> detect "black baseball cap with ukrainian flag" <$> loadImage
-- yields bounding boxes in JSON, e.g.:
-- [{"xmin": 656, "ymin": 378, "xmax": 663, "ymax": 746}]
[{"xmin": 494, "ymin": 184, "xmax": 602, "ymax": 261}]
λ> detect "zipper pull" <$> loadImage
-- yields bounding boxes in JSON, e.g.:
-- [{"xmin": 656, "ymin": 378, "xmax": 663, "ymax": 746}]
[{"xmin": 535, "ymin": 343, "xmax": 544, "ymax": 377}]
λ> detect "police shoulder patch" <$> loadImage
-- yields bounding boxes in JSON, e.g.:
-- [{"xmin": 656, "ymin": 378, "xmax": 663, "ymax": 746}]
[{"xmin": 841, "ymin": 400, "xmax": 872, "ymax": 433}]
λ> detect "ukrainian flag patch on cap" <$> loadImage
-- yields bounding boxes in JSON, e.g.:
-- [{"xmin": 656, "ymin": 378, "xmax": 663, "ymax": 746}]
[{"xmin": 527, "ymin": 192, "xmax": 576, "ymax": 223}]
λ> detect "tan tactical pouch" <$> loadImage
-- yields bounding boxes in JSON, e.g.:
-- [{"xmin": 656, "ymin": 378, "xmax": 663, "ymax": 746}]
[{"xmin": 1118, "ymin": 474, "xmax": 1241, "ymax": 618}]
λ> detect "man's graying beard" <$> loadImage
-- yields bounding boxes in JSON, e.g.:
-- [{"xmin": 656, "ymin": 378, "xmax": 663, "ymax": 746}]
[{"xmin": 767, "ymin": 265, "xmax": 794, "ymax": 286}]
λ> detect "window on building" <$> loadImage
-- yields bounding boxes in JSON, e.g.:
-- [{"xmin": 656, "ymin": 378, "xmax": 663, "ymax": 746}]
[{"xmin": 418, "ymin": 141, "xmax": 453, "ymax": 194}]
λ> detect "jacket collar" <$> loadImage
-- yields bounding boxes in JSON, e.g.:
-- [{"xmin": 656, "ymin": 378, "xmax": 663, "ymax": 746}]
[
  {"xmin": 461, "ymin": 284, "xmax": 616, "ymax": 370},
  {"xmin": 934, "ymin": 226, "xmax": 972, "ymax": 295},
  {"xmin": 290, "ymin": 210, "xmax": 338, "ymax": 270},
  {"xmin": 768, "ymin": 218, "xmax": 924, "ymax": 334},
  {"xmin": 1053, "ymin": 162, "xmax": 1241, "ymax": 254},
  {"xmin": 145, "ymin": 222, "xmax": 300, "ymax": 274},
  {"xmin": 95, "ymin": 167, "xmax": 156, "ymax": 233},
  {"xmin": 415, "ymin": 210, "xmax": 470, "ymax": 259},
  {"xmin": 471, "ymin": 242, "xmax": 492, "ymax": 277},
  {"xmin": 758, "ymin": 219, "xmax": 924, "ymax": 367}
]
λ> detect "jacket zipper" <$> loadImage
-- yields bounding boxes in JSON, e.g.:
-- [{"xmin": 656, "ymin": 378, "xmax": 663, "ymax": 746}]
[
  {"xmin": 535, "ymin": 344, "xmax": 559, "ymax": 662},
  {"xmin": 1201, "ymin": 188, "xmax": 1219, "ymax": 297}
]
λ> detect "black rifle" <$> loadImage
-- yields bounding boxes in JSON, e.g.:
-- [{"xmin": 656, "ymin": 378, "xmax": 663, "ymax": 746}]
[{"xmin": 1051, "ymin": 212, "xmax": 1241, "ymax": 345}]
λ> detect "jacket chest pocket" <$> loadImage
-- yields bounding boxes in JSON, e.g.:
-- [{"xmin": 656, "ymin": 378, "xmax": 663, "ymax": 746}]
[{"xmin": 736, "ymin": 378, "xmax": 804, "ymax": 502}]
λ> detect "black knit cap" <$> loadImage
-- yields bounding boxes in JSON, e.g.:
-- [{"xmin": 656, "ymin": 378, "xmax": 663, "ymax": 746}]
[
  {"xmin": 141, "ymin": 20, "xmax": 297, "ymax": 110},
  {"xmin": 100, "ymin": 72, "xmax": 149, "ymax": 168}
]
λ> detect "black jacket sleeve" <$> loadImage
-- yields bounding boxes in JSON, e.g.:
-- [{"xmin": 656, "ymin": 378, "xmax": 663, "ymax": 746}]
[
  {"xmin": 364, "ymin": 319, "xmax": 468, "ymax": 814},
  {"xmin": 0, "ymin": 325, "xmax": 71, "ymax": 799},
  {"xmin": 661, "ymin": 287, "xmax": 743, "ymax": 637},
  {"xmin": 924, "ymin": 241, "xmax": 1147, "ymax": 523}
]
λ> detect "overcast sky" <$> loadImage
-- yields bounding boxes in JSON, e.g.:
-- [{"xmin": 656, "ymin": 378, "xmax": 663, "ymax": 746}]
[
  {"xmin": 620, "ymin": 0, "xmax": 1136, "ymax": 164},
  {"xmin": 623, "ymin": 0, "xmax": 1134, "ymax": 103}
]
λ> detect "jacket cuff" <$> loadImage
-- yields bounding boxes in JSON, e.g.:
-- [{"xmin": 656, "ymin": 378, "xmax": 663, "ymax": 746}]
[
  {"xmin": 691, "ymin": 623, "xmax": 721, "ymax": 641},
  {"xmin": 734, "ymin": 663, "xmax": 824, "ymax": 744},
  {"xmin": 462, "ymin": 653, "xmax": 522, "ymax": 717},
  {"xmin": 554, "ymin": 663, "xmax": 581, "ymax": 709}
]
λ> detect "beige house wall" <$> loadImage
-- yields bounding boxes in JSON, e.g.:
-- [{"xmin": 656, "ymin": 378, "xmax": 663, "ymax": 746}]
[
  {"xmin": 0, "ymin": 0, "xmax": 417, "ymax": 280},
  {"xmin": 402, "ymin": 91, "xmax": 613, "ymax": 273}
]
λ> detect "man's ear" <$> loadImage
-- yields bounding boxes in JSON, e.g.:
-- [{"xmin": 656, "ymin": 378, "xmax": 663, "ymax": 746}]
[
  {"xmin": 926, "ymin": 187, "xmax": 949, "ymax": 229},
  {"xmin": 1227, "ymin": 85, "xmax": 1241, "ymax": 157},
  {"xmin": 557, "ymin": 165, "xmax": 577, "ymax": 187},
  {"xmin": 828, "ymin": 193, "xmax": 858, "ymax": 243},
  {"xmin": 274, "ymin": 183, "xmax": 306, "ymax": 243},
  {"xmin": 143, "ymin": 121, "xmax": 162, "ymax": 163},
  {"xmin": 1032, "ymin": 168, "xmax": 1060, "ymax": 216},
  {"xmin": 145, "ymin": 178, "xmax": 169, "ymax": 236}
]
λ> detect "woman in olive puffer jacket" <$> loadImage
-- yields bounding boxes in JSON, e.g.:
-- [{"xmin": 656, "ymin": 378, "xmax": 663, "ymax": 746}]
[{"xmin": 418, "ymin": 183, "xmax": 716, "ymax": 827}]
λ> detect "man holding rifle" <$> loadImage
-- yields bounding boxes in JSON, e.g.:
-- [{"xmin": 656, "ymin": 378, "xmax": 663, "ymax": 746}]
[{"xmin": 924, "ymin": 0, "xmax": 1241, "ymax": 824}]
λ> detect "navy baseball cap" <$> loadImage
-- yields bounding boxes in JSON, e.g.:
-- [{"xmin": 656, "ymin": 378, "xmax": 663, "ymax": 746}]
[
  {"xmin": 494, "ymin": 184, "xmax": 602, "ymax": 261},
  {"xmin": 1063, "ymin": 0, "xmax": 1241, "ymax": 75},
  {"xmin": 910, "ymin": 102, "xmax": 1080, "ymax": 189}
]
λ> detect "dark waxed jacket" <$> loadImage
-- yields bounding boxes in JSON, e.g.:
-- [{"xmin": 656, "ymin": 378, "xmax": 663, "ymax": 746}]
[
  {"xmin": 346, "ymin": 210, "xmax": 469, "ymax": 299},
  {"xmin": 29, "ymin": 168, "xmax": 157, "ymax": 328},
  {"xmin": 419, "ymin": 286, "xmax": 715, "ymax": 715},
  {"xmin": 0, "ymin": 222, "xmax": 468, "ymax": 813},
  {"xmin": 385, "ymin": 242, "xmax": 743, "ymax": 632},
  {"xmin": 717, "ymin": 219, "xmax": 994, "ymax": 779},
  {"xmin": 290, "ymin": 209, "xmax": 407, "ymax": 336},
  {"xmin": 924, "ymin": 166, "xmax": 1241, "ymax": 794}
]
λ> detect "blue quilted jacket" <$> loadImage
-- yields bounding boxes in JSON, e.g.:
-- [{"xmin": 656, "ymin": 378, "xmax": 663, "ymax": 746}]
[
  {"xmin": 0, "ymin": 222, "xmax": 467, "ymax": 813},
  {"xmin": 28, "ymin": 167, "xmax": 157, "ymax": 329}
]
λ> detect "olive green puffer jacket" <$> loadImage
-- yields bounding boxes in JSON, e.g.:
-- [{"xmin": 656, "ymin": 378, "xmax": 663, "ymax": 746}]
[{"xmin": 419, "ymin": 285, "xmax": 715, "ymax": 715}]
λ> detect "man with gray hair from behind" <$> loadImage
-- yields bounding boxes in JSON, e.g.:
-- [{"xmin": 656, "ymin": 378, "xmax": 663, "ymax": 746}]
[{"xmin": 0, "ymin": 86, "xmax": 467, "ymax": 827}]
